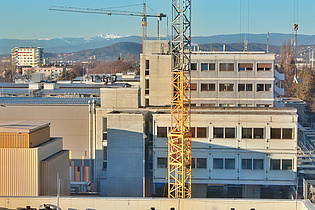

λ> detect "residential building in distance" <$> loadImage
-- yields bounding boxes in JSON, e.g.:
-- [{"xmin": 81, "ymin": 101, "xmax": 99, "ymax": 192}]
[
  {"xmin": 22, "ymin": 66, "xmax": 64, "ymax": 80},
  {"xmin": 11, "ymin": 47, "xmax": 44, "ymax": 68}
]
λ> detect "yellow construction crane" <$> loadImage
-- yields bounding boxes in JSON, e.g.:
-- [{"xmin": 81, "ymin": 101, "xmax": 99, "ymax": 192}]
[
  {"xmin": 49, "ymin": 2, "xmax": 166, "ymax": 53},
  {"xmin": 168, "ymin": 0, "xmax": 192, "ymax": 198}
]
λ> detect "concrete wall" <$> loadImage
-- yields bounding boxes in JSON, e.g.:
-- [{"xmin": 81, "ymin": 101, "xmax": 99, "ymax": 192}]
[
  {"xmin": 0, "ymin": 105, "xmax": 89, "ymax": 160},
  {"xmin": 105, "ymin": 112, "xmax": 146, "ymax": 197},
  {"xmin": 0, "ymin": 197, "xmax": 312, "ymax": 210},
  {"xmin": 101, "ymin": 88, "xmax": 140, "ymax": 109}
]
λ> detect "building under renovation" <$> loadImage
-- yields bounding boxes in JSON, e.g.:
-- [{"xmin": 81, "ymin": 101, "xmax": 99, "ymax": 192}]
[{"xmin": 0, "ymin": 40, "xmax": 298, "ymax": 198}]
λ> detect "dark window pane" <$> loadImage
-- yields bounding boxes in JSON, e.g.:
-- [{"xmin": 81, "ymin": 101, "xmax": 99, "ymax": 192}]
[
  {"xmin": 271, "ymin": 128, "xmax": 281, "ymax": 139},
  {"xmin": 227, "ymin": 84, "xmax": 234, "ymax": 91},
  {"xmin": 254, "ymin": 128, "xmax": 264, "ymax": 139},
  {"xmin": 225, "ymin": 128, "xmax": 236, "ymax": 138},
  {"xmin": 246, "ymin": 84, "xmax": 253, "ymax": 91},
  {"xmin": 190, "ymin": 127, "xmax": 196, "ymax": 138},
  {"xmin": 282, "ymin": 159, "xmax": 292, "ymax": 170},
  {"xmin": 220, "ymin": 63, "xmax": 234, "ymax": 71},
  {"xmin": 283, "ymin": 128, "xmax": 293, "ymax": 139},
  {"xmin": 157, "ymin": 127, "xmax": 167, "ymax": 137},
  {"xmin": 253, "ymin": 159, "xmax": 264, "ymax": 170},
  {"xmin": 103, "ymin": 117, "xmax": 107, "ymax": 132},
  {"xmin": 102, "ymin": 162, "xmax": 107, "ymax": 171},
  {"xmin": 214, "ymin": 127, "xmax": 224, "ymax": 138},
  {"xmin": 270, "ymin": 159, "xmax": 280, "ymax": 170},
  {"xmin": 242, "ymin": 128, "xmax": 252, "ymax": 139},
  {"xmin": 238, "ymin": 84, "xmax": 245, "ymax": 91},
  {"xmin": 191, "ymin": 63, "xmax": 197, "ymax": 70},
  {"xmin": 103, "ymin": 133, "xmax": 107, "ymax": 141},
  {"xmin": 201, "ymin": 63, "xmax": 208, "ymax": 71},
  {"xmin": 213, "ymin": 158, "xmax": 223, "ymax": 169},
  {"xmin": 197, "ymin": 127, "xmax": 207, "ymax": 138},
  {"xmin": 209, "ymin": 84, "xmax": 215, "ymax": 91},
  {"xmin": 197, "ymin": 158, "xmax": 207, "ymax": 168},
  {"xmin": 145, "ymin": 60, "xmax": 150, "ymax": 69},
  {"xmin": 191, "ymin": 158, "xmax": 196, "ymax": 168},
  {"xmin": 103, "ymin": 146, "xmax": 107, "ymax": 161},
  {"xmin": 257, "ymin": 84, "xmax": 264, "ymax": 91},
  {"xmin": 209, "ymin": 63, "xmax": 215, "ymax": 71},
  {"xmin": 265, "ymin": 84, "xmax": 271, "ymax": 91},
  {"xmin": 225, "ymin": 158, "xmax": 235, "ymax": 169},
  {"xmin": 242, "ymin": 159, "xmax": 252, "ymax": 169},
  {"xmin": 201, "ymin": 83, "xmax": 208, "ymax": 91},
  {"xmin": 157, "ymin": 157, "xmax": 167, "ymax": 168}
]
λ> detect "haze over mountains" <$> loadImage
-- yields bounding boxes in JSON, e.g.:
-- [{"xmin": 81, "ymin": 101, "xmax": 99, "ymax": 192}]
[{"xmin": 2, "ymin": 33, "xmax": 315, "ymax": 55}]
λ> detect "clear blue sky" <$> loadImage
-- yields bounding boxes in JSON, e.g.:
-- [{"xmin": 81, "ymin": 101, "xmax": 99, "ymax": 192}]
[{"xmin": 0, "ymin": 0, "xmax": 313, "ymax": 39}]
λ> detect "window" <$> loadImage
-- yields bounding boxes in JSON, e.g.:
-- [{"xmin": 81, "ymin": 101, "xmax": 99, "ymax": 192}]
[
  {"xmin": 145, "ymin": 79, "xmax": 149, "ymax": 89},
  {"xmin": 201, "ymin": 83, "xmax": 215, "ymax": 91},
  {"xmin": 242, "ymin": 159, "xmax": 252, "ymax": 169},
  {"xmin": 270, "ymin": 159, "xmax": 293, "ymax": 170},
  {"xmin": 213, "ymin": 158, "xmax": 223, "ymax": 169},
  {"xmin": 271, "ymin": 128, "xmax": 293, "ymax": 139},
  {"xmin": 225, "ymin": 159, "xmax": 235, "ymax": 169},
  {"xmin": 219, "ymin": 84, "xmax": 234, "ymax": 92},
  {"xmin": 197, "ymin": 158, "xmax": 207, "ymax": 168},
  {"xmin": 145, "ymin": 60, "xmax": 150, "ymax": 69},
  {"xmin": 191, "ymin": 63, "xmax": 197, "ymax": 71},
  {"xmin": 242, "ymin": 128, "xmax": 264, "ymax": 139},
  {"xmin": 191, "ymin": 158, "xmax": 196, "ymax": 168},
  {"xmin": 157, "ymin": 157, "xmax": 167, "ymax": 168},
  {"xmin": 157, "ymin": 127, "xmax": 167, "ymax": 137},
  {"xmin": 220, "ymin": 63, "xmax": 234, "ymax": 71},
  {"xmin": 257, "ymin": 63, "xmax": 272, "ymax": 71},
  {"xmin": 201, "ymin": 63, "xmax": 215, "ymax": 71},
  {"xmin": 214, "ymin": 127, "xmax": 236, "ymax": 138},
  {"xmin": 238, "ymin": 84, "xmax": 253, "ymax": 92},
  {"xmin": 213, "ymin": 158, "xmax": 235, "ymax": 169},
  {"xmin": 253, "ymin": 159, "xmax": 264, "ymax": 170},
  {"xmin": 197, "ymin": 127, "xmax": 207, "ymax": 138},
  {"xmin": 257, "ymin": 84, "xmax": 272, "ymax": 92},
  {"xmin": 191, "ymin": 83, "xmax": 197, "ymax": 91},
  {"xmin": 102, "ymin": 117, "xmax": 107, "ymax": 141},
  {"xmin": 282, "ymin": 159, "xmax": 293, "ymax": 170},
  {"xmin": 238, "ymin": 63, "xmax": 253, "ymax": 71},
  {"xmin": 102, "ymin": 146, "xmax": 107, "ymax": 171},
  {"xmin": 270, "ymin": 159, "xmax": 280, "ymax": 170},
  {"xmin": 190, "ymin": 127, "xmax": 196, "ymax": 138}
]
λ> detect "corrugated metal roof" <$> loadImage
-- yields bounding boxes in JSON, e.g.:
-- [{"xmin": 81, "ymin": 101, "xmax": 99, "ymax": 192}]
[
  {"xmin": 0, "ymin": 97, "xmax": 100, "ymax": 105},
  {"xmin": 0, "ymin": 89, "xmax": 30, "ymax": 94},
  {"xmin": 0, "ymin": 83, "xmax": 28, "ymax": 88}
]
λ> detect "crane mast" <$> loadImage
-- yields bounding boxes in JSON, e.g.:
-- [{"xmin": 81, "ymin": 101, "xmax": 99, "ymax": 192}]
[{"xmin": 168, "ymin": 0, "xmax": 192, "ymax": 198}]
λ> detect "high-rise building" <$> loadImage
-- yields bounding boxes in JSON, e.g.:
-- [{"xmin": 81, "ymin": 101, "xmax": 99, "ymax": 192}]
[{"xmin": 11, "ymin": 47, "xmax": 44, "ymax": 68}]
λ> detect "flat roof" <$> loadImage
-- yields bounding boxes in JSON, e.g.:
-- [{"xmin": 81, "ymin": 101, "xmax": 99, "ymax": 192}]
[
  {"xmin": 0, "ymin": 97, "xmax": 100, "ymax": 105},
  {"xmin": 0, "ymin": 120, "xmax": 49, "ymax": 133}
]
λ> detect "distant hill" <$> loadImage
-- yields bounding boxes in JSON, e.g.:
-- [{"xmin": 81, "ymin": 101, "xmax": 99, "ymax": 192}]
[
  {"xmin": 2, "ymin": 33, "xmax": 315, "ymax": 55},
  {"xmin": 43, "ymin": 41, "xmax": 314, "ymax": 62},
  {"xmin": 46, "ymin": 42, "xmax": 142, "ymax": 61}
]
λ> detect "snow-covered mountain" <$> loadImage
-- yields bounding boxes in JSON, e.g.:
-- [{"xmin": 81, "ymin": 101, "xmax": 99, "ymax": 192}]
[{"xmin": 1, "ymin": 33, "xmax": 315, "ymax": 55}]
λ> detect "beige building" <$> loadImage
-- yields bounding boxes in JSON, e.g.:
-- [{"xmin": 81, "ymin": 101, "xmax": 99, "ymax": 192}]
[
  {"xmin": 0, "ymin": 121, "xmax": 70, "ymax": 196},
  {"xmin": 11, "ymin": 47, "xmax": 43, "ymax": 68},
  {"xmin": 140, "ymin": 40, "xmax": 285, "ymax": 107}
]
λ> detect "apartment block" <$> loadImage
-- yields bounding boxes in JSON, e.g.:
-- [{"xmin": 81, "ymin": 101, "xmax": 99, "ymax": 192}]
[{"xmin": 11, "ymin": 47, "xmax": 44, "ymax": 68}]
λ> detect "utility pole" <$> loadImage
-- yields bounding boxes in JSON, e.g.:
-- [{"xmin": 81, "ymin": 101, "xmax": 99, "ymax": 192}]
[{"xmin": 168, "ymin": 0, "xmax": 192, "ymax": 198}]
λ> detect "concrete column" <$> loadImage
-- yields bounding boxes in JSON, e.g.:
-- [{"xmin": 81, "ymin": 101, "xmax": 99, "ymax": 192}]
[{"xmin": 242, "ymin": 185, "xmax": 261, "ymax": 198}]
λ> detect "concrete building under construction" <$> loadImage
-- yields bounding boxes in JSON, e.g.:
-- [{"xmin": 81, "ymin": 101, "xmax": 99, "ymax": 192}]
[{"xmin": 0, "ymin": 41, "xmax": 299, "ymax": 198}]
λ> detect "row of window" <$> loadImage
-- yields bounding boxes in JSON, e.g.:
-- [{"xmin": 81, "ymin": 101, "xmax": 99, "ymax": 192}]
[
  {"xmin": 157, "ymin": 157, "xmax": 293, "ymax": 171},
  {"xmin": 191, "ymin": 83, "xmax": 272, "ymax": 92},
  {"xmin": 157, "ymin": 127, "xmax": 293, "ymax": 139},
  {"xmin": 191, "ymin": 63, "xmax": 272, "ymax": 72},
  {"xmin": 193, "ymin": 103, "xmax": 271, "ymax": 108}
]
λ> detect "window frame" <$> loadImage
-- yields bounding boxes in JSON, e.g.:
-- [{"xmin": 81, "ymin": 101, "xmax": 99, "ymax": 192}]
[
  {"xmin": 220, "ymin": 63, "xmax": 234, "ymax": 71},
  {"xmin": 219, "ymin": 83, "xmax": 234, "ymax": 92}
]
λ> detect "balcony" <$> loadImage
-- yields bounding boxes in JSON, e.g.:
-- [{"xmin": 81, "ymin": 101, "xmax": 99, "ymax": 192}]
[
  {"xmin": 274, "ymin": 85, "xmax": 284, "ymax": 96},
  {"xmin": 275, "ymin": 70, "xmax": 285, "ymax": 81}
]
